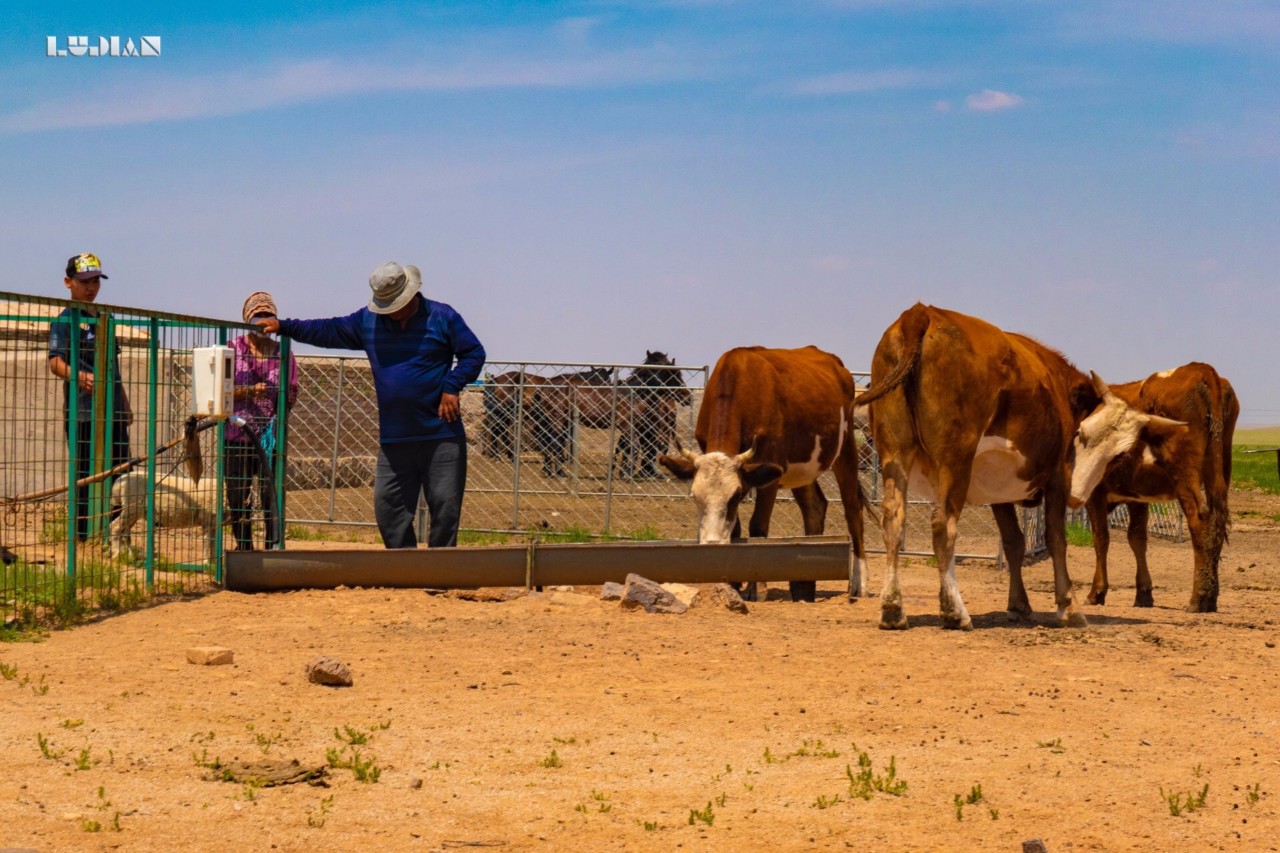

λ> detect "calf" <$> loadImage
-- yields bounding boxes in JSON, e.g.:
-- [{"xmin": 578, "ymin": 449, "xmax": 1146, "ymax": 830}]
[
  {"xmin": 1070, "ymin": 363, "xmax": 1237, "ymax": 612},
  {"xmin": 658, "ymin": 346, "xmax": 868, "ymax": 602}
]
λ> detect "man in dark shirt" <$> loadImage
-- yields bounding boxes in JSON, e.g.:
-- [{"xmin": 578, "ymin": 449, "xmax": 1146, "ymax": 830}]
[
  {"xmin": 257, "ymin": 262, "xmax": 485, "ymax": 548},
  {"xmin": 48, "ymin": 253, "xmax": 133, "ymax": 542}
]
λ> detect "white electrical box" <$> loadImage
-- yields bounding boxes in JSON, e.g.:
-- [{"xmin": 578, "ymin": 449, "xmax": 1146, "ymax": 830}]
[{"xmin": 191, "ymin": 346, "xmax": 235, "ymax": 418}]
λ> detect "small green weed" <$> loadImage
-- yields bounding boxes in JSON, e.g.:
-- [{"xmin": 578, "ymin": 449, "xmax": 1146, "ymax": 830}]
[
  {"xmin": 37, "ymin": 733, "xmax": 64, "ymax": 761},
  {"xmin": 0, "ymin": 661, "xmax": 17, "ymax": 680},
  {"xmin": 845, "ymin": 747, "xmax": 908, "ymax": 800},
  {"xmin": 539, "ymin": 749, "xmax": 563, "ymax": 769},
  {"xmin": 74, "ymin": 746, "xmax": 94, "ymax": 771},
  {"xmin": 61, "ymin": 718, "xmax": 85, "ymax": 730},
  {"xmin": 641, "ymin": 820, "xmax": 660, "ymax": 831},
  {"xmin": 552, "ymin": 736, "xmax": 577, "ymax": 745},
  {"xmin": 688, "ymin": 801, "xmax": 715, "ymax": 827},
  {"xmin": 325, "ymin": 743, "xmax": 381, "ymax": 783},
  {"xmin": 954, "ymin": 784, "xmax": 984, "ymax": 821},
  {"xmin": 813, "ymin": 793, "xmax": 842, "ymax": 809},
  {"xmin": 307, "ymin": 794, "xmax": 335, "ymax": 828},
  {"xmin": 1163, "ymin": 783, "xmax": 1209, "ymax": 816},
  {"xmin": 1036, "ymin": 737, "xmax": 1066, "ymax": 754},
  {"xmin": 1246, "ymin": 783, "xmax": 1262, "ymax": 805}
]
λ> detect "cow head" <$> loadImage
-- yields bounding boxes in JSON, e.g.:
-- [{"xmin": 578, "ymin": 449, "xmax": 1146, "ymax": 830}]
[
  {"xmin": 657, "ymin": 437, "xmax": 785, "ymax": 543},
  {"xmin": 1069, "ymin": 371, "xmax": 1186, "ymax": 507}
]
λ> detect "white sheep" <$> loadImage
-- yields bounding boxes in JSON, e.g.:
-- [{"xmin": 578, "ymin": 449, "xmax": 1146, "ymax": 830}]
[{"xmin": 108, "ymin": 471, "xmax": 221, "ymax": 563}]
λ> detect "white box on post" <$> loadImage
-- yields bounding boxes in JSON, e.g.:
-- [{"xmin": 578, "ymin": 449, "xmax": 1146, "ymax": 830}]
[{"xmin": 191, "ymin": 346, "xmax": 234, "ymax": 419}]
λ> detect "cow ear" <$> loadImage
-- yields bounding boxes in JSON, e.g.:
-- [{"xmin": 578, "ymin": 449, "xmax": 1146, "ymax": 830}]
[
  {"xmin": 658, "ymin": 453, "xmax": 697, "ymax": 481},
  {"xmin": 1142, "ymin": 414, "xmax": 1187, "ymax": 442},
  {"xmin": 741, "ymin": 462, "xmax": 785, "ymax": 490}
]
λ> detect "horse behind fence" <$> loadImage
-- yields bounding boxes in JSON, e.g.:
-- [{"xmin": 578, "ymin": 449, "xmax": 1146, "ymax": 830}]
[{"xmin": 480, "ymin": 353, "xmax": 691, "ymax": 479}]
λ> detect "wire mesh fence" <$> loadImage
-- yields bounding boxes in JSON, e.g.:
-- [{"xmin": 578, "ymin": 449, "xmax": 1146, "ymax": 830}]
[
  {"xmin": 1069, "ymin": 502, "xmax": 1185, "ymax": 543},
  {"xmin": 1, "ymin": 292, "xmax": 284, "ymax": 627},
  {"xmin": 282, "ymin": 362, "xmax": 1015, "ymax": 560}
]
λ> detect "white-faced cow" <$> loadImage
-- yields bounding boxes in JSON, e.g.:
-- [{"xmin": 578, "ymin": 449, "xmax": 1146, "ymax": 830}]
[
  {"xmin": 1069, "ymin": 363, "xmax": 1238, "ymax": 612},
  {"xmin": 856, "ymin": 304, "xmax": 1160, "ymax": 631},
  {"xmin": 657, "ymin": 346, "xmax": 869, "ymax": 603}
]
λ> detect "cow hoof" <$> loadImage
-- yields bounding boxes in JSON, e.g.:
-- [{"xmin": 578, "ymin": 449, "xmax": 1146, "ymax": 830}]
[
  {"xmin": 1187, "ymin": 598, "xmax": 1217, "ymax": 614},
  {"xmin": 1005, "ymin": 608, "xmax": 1033, "ymax": 623},
  {"xmin": 1087, "ymin": 590, "xmax": 1106, "ymax": 606},
  {"xmin": 1134, "ymin": 591, "xmax": 1154, "ymax": 608},
  {"xmin": 879, "ymin": 608, "xmax": 909, "ymax": 630},
  {"xmin": 1059, "ymin": 609, "xmax": 1088, "ymax": 628},
  {"xmin": 942, "ymin": 615, "xmax": 973, "ymax": 631}
]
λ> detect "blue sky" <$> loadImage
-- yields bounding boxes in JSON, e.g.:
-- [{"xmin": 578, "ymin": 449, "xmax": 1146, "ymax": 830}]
[{"xmin": 3, "ymin": 1, "xmax": 1278, "ymax": 423}]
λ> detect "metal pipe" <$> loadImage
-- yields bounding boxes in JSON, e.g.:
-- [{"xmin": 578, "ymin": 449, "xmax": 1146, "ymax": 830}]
[{"xmin": 224, "ymin": 537, "xmax": 851, "ymax": 592}]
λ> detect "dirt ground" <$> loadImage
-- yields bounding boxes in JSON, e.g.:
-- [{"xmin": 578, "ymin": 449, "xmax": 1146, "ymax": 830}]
[{"xmin": 2, "ymin": 490, "xmax": 1279, "ymax": 853}]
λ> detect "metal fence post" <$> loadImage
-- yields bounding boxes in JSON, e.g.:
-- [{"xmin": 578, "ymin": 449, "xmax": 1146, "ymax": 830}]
[
  {"xmin": 326, "ymin": 357, "xmax": 346, "ymax": 523},
  {"xmin": 603, "ymin": 367, "xmax": 619, "ymax": 533},
  {"xmin": 511, "ymin": 366, "xmax": 526, "ymax": 530},
  {"xmin": 145, "ymin": 318, "xmax": 159, "ymax": 585}
]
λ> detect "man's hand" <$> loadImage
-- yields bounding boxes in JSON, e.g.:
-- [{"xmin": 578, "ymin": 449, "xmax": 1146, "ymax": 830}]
[
  {"xmin": 254, "ymin": 317, "xmax": 281, "ymax": 335},
  {"xmin": 438, "ymin": 392, "xmax": 460, "ymax": 423},
  {"xmin": 77, "ymin": 370, "xmax": 94, "ymax": 393}
]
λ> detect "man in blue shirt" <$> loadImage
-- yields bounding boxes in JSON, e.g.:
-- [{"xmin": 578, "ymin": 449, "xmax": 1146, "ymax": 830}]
[{"xmin": 257, "ymin": 262, "xmax": 486, "ymax": 548}]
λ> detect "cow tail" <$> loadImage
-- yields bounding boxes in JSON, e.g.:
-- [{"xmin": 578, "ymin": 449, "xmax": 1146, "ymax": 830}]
[
  {"xmin": 857, "ymin": 479, "xmax": 882, "ymax": 527},
  {"xmin": 1204, "ymin": 377, "xmax": 1238, "ymax": 550},
  {"xmin": 854, "ymin": 303, "xmax": 930, "ymax": 408}
]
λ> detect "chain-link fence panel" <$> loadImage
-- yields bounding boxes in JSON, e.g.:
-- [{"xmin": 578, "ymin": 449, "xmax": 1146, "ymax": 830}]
[
  {"xmin": 283, "ymin": 361, "xmax": 1017, "ymax": 559},
  {"xmin": 1069, "ymin": 502, "xmax": 1185, "ymax": 543},
  {"xmin": 283, "ymin": 357, "xmax": 709, "ymax": 541},
  {"xmin": 1, "ymin": 292, "xmax": 276, "ymax": 626}
]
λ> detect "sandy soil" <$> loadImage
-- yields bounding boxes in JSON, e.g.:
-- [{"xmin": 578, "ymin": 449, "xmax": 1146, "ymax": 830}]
[{"xmin": 2, "ymin": 490, "xmax": 1279, "ymax": 853}]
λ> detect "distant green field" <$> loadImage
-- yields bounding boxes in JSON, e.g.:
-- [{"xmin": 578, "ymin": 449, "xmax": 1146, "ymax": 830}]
[
  {"xmin": 1234, "ymin": 427, "xmax": 1280, "ymax": 446},
  {"xmin": 1233, "ymin": 446, "xmax": 1280, "ymax": 494}
]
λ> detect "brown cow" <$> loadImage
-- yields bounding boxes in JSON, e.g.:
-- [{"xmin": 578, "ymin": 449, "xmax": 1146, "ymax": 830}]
[
  {"xmin": 1070, "ymin": 363, "xmax": 1238, "ymax": 612},
  {"xmin": 657, "ymin": 346, "xmax": 868, "ymax": 603},
  {"xmin": 856, "ymin": 304, "xmax": 1176, "ymax": 630}
]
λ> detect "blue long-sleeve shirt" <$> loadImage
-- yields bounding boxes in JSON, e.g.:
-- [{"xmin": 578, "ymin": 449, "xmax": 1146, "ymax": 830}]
[{"xmin": 280, "ymin": 297, "xmax": 486, "ymax": 443}]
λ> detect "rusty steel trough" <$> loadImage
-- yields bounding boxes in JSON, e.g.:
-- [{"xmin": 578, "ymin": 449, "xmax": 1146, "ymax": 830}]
[{"xmin": 223, "ymin": 536, "xmax": 852, "ymax": 593}]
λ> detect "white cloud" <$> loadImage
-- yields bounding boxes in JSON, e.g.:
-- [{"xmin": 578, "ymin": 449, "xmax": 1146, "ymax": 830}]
[
  {"xmin": 965, "ymin": 89, "xmax": 1023, "ymax": 111},
  {"xmin": 0, "ymin": 48, "xmax": 699, "ymax": 134},
  {"xmin": 554, "ymin": 16, "xmax": 601, "ymax": 45},
  {"xmin": 934, "ymin": 99, "xmax": 952, "ymax": 112}
]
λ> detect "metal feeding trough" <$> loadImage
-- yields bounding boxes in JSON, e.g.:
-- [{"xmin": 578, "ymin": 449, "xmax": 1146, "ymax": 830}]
[{"xmin": 222, "ymin": 536, "xmax": 852, "ymax": 593}]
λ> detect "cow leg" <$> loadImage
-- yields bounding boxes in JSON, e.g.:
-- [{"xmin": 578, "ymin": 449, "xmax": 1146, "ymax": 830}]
[
  {"xmin": 788, "ymin": 482, "xmax": 825, "ymax": 602},
  {"xmin": 1085, "ymin": 494, "xmax": 1111, "ymax": 606},
  {"xmin": 831, "ymin": 446, "xmax": 869, "ymax": 600},
  {"xmin": 931, "ymin": 477, "xmax": 971, "ymax": 631},
  {"xmin": 735, "ymin": 485, "xmax": 778, "ymax": 603},
  {"xmin": 1178, "ymin": 489, "xmax": 1218, "ymax": 613},
  {"xmin": 1126, "ymin": 502, "xmax": 1154, "ymax": 607},
  {"xmin": 878, "ymin": 457, "xmax": 911, "ymax": 630},
  {"xmin": 1044, "ymin": 484, "xmax": 1087, "ymax": 627},
  {"xmin": 991, "ymin": 503, "xmax": 1032, "ymax": 620}
]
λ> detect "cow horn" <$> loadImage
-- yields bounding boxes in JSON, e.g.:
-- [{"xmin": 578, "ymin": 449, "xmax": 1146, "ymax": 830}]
[
  {"xmin": 734, "ymin": 436, "xmax": 759, "ymax": 464},
  {"xmin": 673, "ymin": 437, "xmax": 698, "ymax": 463},
  {"xmin": 1090, "ymin": 370, "xmax": 1116, "ymax": 402}
]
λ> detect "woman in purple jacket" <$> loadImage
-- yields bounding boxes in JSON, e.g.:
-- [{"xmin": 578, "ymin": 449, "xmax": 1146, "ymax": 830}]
[
  {"xmin": 229, "ymin": 291, "xmax": 298, "ymax": 550},
  {"xmin": 256, "ymin": 262, "xmax": 485, "ymax": 549}
]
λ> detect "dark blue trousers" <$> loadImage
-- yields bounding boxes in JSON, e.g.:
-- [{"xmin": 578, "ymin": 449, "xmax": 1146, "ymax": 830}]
[{"xmin": 374, "ymin": 437, "xmax": 466, "ymax": 549}]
